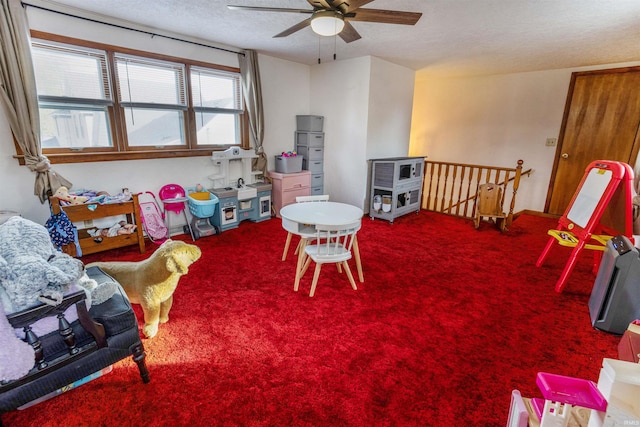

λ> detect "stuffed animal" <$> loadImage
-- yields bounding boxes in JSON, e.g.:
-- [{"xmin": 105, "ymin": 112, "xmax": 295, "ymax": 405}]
[
  {"xmin": 87, "ymin": 240, "xmax": 202, "ymax": 338},
  {"xmin": 0, "ymin": 217, "xmax": 116, "ymax": 311},
  {"xmin": 54, "ymin": 186, "xmax": 88, "ymax": 205},
  {"xmin": 0, "ymin": 216, "xmax": 85, "ymax": 310}
]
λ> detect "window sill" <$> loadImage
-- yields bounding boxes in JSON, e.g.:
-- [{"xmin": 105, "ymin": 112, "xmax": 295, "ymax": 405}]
[{"xmin": 14, "ymin": 148, "xmax": 226, "ymax": 165}]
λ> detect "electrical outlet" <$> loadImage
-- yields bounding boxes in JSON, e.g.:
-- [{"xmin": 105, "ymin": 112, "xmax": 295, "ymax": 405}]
[{"xmin": 546, "ymin": 138, "xmax": 557, "ymax": 147}]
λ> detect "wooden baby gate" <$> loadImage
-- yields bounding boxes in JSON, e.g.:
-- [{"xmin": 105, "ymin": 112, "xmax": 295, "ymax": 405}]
[{"xmin": 421, "ymin": 159, "xmax": 531, "ymax": 229}]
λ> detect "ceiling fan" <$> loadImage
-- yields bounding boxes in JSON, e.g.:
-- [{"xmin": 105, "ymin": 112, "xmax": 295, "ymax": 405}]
[{"xmin": 227, "ymin": 1, "xmax": 422, "ymax": 43}]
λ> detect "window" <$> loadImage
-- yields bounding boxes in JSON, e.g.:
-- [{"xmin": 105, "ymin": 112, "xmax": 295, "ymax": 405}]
[
  {"xmin": 114, "ymin": 54, "xmax": 187, "ymax": 149},
  {"xmin": 191, "ymin": 67, "xmax": 243, "ymax": 146},
  {"xmin": 31, "ymin": 41, "xmax": 113, "ymax": 151},
  {"xmin": 28, "ymin": 32, "xmax": 247, "ymax": 163}
]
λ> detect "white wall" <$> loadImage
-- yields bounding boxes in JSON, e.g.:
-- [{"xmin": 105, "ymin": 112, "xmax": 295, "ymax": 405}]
[
  {"xmin": 310, "ymin": 56, "xmax": 371, "ymax": 208},
  {"xmin": 259, "ymin": 54, "xmax": 311, "ymax": 164},
  {"xmin": 0, "ymin": 118, "xmax": 36, "ymax": 218},
  {"xmin": 367, "ymin": 57, "xmax": 414, "ymax": 160},
  {"xmin": 25, "ymin": 6, "xmax": 239, "ymax": 67},
  {"xmin": 0, "ymin": 7, "xmax": 310, "ymax": 225},
  {"xmin": 410, "ymin": 62, "xmax": 640, "ymax": 212},
  {"xmin": 310, "ymin": 56, "xmax": 415, "ymax": 209},
  {"xmin": 410, "ymin": 69, "xmax": 569, "ymax": 212}
]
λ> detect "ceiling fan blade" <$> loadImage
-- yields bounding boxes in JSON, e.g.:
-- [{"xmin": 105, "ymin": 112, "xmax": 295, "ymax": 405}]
[
  {"xmin": 339, "ymin": 21, "xmax": 361, "ymax": 43},
  {"xmin": 228, "ymin": 5, "xmax": 312, "ymax": 14},
  {"xmin": 273, "ymin": 17, "xmax": 313, "ymax": 38},
  {"xmin": 349, "ymin": 8, "xmax": 422, "ymax": 25}
]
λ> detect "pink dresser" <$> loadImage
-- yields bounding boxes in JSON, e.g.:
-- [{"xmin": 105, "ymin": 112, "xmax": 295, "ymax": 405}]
[{"xmin": 269, "ymin": 170, "xmax": 311, "ymax": 217}]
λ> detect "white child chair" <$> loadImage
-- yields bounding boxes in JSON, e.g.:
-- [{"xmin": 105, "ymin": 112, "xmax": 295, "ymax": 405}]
[
  {"xmin": 296, "ymin": 220, "xmax": 361, "ymax": 297},
  {"xmin": 281, "ymin": 195, "xmax": 329, "ymax": 261}
]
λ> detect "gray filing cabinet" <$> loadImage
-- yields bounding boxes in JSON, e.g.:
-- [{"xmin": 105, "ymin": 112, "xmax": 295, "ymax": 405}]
[
  {"xmin": 369, "ymin": 157, "xmax": 424, "ymax": 223},
  {"xmin": 295, "ymin": 115, "xmax": 324, "ymax": 195}
]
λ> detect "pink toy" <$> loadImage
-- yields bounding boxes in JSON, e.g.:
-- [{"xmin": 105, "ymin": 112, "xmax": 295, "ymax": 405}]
[
  {"xmin": 536, "ymin": 372, "xmax": 607, "ymax": 411},
  {"xmin": 138, "ymin": 192, "xmax": 169, "ymax": 244},
  {"xmin": 159, "ymin": 184, "xmax": 195, "ymax": 241}
]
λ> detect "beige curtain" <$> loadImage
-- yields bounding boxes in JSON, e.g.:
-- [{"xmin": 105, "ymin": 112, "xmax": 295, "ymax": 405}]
[
  {"xmin": 238, "ymin": 50, "xmax": 267, "ymax": 177},
  {"xmin": 0, "ymin": 0, "xmax": 71, "ymax": 203}
]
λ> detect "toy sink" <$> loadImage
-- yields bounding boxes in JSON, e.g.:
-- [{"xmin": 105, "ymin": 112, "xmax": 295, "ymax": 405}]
[{"xmin": 237, "ymin": 186, "xmax": 257, "ymax": 201}]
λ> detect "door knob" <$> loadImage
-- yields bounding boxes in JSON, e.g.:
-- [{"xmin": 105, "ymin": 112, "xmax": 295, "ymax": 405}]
[{"xmin": 561, "ymin": 153, "xmax": 569, "ymax": 159}]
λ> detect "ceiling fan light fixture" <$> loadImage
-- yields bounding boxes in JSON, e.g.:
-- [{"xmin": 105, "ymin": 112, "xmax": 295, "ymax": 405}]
[{"xmin": 310, "ymin": 10, "xmax": 345, "ymax": 36}]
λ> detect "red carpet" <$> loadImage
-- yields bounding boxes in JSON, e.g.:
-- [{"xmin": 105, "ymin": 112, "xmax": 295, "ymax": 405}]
[{"xmin": 3, "ymin": 211, "xmax": 620, "ymax": 426}]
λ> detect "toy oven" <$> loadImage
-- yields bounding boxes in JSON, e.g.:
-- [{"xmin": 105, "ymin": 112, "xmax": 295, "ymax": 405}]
[{"xmin": 220, "ymin": 200, "xmax": 237, "ymax": 226}]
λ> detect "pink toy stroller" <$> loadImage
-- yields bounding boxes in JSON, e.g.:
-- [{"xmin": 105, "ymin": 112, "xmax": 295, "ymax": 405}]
[{"xmin": 138, "ymin": 192, "xmax": 169, "ymax": 244}]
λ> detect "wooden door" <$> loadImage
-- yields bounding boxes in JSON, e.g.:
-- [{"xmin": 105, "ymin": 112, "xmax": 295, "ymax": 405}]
[{"xmin": 546, "ymin": 67, "xmax": 640, "ymax": 216}]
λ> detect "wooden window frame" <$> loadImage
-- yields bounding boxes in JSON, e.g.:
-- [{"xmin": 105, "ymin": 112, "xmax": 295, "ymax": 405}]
[{"xmin": 14, "ymin": 31, "xmax": 249, "ymax": 165}]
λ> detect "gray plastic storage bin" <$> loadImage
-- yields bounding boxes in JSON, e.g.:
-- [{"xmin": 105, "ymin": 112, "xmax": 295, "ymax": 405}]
[
  {"xmin": 275, "ymin": 155, "xmax": 303, "ymax": 173},
  {"xmin": 310, "ymin": 173, "xmax": 324, "ymax": 188},
  {"xmin": 303, "ymin": 159, "xmax": 324, "ymax": 173},
  {"xmin": 297, "ymin": 145, "xmax": 324, "ymax": 161},
  {"xmin": 295, "ymin": 131, "xmax": 324, "ymax": 146},
  {"xmin": 296, "ymin": 115, "xmax": 324, "ymax": 132}
]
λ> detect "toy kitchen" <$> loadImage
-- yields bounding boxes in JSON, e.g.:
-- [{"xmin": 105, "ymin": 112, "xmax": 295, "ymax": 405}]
[{"xmin": 208, "ymin": 147, "xmax": 271, "ymax": 232}]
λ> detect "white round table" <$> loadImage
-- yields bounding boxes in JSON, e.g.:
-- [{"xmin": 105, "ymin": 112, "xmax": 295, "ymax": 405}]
[
  {"xmin": 279, "ymin": 201, "xmax": 365, "ymax": 288},
  {"xmin": 280, "ymin": 201, "xmax": 363, "ymax": 232}
]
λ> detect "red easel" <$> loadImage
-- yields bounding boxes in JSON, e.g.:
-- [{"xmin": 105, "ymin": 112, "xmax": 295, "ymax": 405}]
[{"xmin": 536, "ymin": 160, "xmax": 635, "ymax": 293}]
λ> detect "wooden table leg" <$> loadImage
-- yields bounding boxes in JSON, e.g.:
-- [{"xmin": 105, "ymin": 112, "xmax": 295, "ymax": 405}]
[
  {"xmin": 353, "ymin": 235, "xmax": 364, "ymax": 283},
  {"xmin": 294, "ymin": 238, "xmax": 308, "ymax": 291},
  {"xmin": 282, "ymin": 232, "xmax": 293, "ymax": 261}
]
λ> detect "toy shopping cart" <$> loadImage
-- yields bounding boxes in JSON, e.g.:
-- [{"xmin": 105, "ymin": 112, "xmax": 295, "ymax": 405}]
[
  {"xmin": 186, "ymin": 187, "xmax": 219, "ymax": 240},
  {"xmin": 138, "ymin": 192, "xmax": 169, "ymax": 244}
]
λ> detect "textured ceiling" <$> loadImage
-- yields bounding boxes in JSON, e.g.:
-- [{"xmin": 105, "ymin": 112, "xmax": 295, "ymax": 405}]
[{"xmin": 35, "ymin": 0, "xmax": 640, "ymax": 76}]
